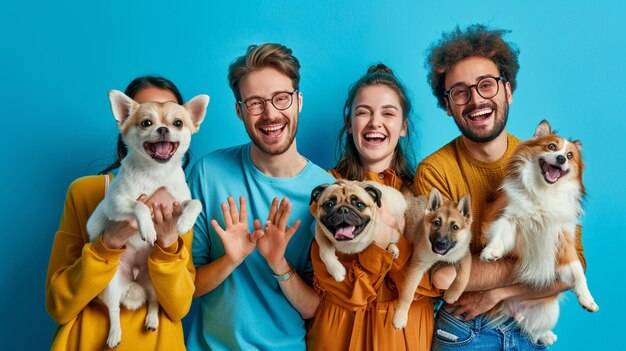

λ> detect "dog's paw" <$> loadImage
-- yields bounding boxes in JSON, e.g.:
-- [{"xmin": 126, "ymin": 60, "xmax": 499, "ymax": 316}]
[
  {"xmin": 176, "ymin": 216, "xmax": 195, "ymax": 235},
  {"xmin": 140, "ymin": 227, "xmax": 157, "ymax": 245},
  {"xmin": 328, "ymin": 264, "xmax": 347, "ymax": 282},
  {"xmin": 145, "ymin": 313, "xmax": 159, "ymax": 332},
  {"xmin": 480, "ymin": 244, "xmax": 503, "ymax": 262},
  {"xmin": 387, "ymin": 243, "xmax": 400, "ymax": 259},
  {"xmin": 392, "ymin": 310, "xmax": 408, "ymax": 330},
  {"xmin": 443, "ymin": 289, "xmax": 462, "ymax": 304},
  {"xmin": 579, "ymin": 296, "xmax": 599, "ymax": 312},
  {"xmin": 106, "ymin": 328, "xmax": 122, "ymax": 349},
  {"xmin": 538, "ymin": 331, "xmax": 557, "ymax": 346}
]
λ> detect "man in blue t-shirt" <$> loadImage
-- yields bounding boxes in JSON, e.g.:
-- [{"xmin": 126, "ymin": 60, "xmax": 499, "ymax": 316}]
[{"xmin": 186, "ymin": 43, "xmax": 334, "ymax": 351}]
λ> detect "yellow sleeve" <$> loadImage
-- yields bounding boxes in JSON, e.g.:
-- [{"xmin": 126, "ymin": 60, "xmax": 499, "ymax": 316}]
[
  {"xmin": 148, "ymin": 230, "xmax": 196, "ymax": 321},
  {"xmin": 46, "ymin": 177, "xmax": 123, "ymax": 324}
]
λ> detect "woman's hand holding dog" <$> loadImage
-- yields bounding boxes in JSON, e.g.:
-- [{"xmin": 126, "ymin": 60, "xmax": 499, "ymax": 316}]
[
  {"xmin": 258, "ymin": 197, "xmax": 301, "ymax": 275},
  {"xmin": 375, "ymin": 204, "xmax": 405, "ymax": 250},
  {"xmin": 211, "ymin": 196, "xmax": 265, "ymax": 267}
]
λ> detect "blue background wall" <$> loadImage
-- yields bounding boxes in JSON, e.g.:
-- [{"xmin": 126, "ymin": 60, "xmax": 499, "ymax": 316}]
[{"xmin": 2, "ymin": 1, "xmax": 624, "ymax": 349}]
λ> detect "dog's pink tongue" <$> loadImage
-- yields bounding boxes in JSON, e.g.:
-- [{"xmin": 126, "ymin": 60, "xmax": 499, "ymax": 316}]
[
  {"xmin": 335, "ymin": 226, "xmax": 355, "ymax": 240},
  {"xmin": 543, "ymin": 163, "xmax": 562, "ymax": 182},
  {"xmin": 154, "ymin": 142, "xmax": 172, "ymax": 158}
]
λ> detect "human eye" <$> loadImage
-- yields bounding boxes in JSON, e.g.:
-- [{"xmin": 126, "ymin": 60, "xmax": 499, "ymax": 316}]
[
  {"xmin": 246, "ymin": 98, "xmax": 263, "ymax": 109},
  {"xmin": 451, "ymin": 87, "xmax": 469, "ymax": 100},
  {"xmin": 354, "ymin": 108, "xmax": 370, "ymax": 117}
]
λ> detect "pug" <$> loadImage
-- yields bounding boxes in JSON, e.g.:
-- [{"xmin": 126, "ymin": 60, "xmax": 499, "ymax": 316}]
[{"xmin": 310, "ymin": 180, "xmax": 406, "ymax": 281}]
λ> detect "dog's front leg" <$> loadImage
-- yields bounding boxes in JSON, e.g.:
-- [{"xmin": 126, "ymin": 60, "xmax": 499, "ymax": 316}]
[
  {"xmin": 393, "ymin": 256, "xmax": 429, "ymax": 329},
  {"xmin": 177, "ymin": 199, "xmax": 202, "ymax": 234},
  {"xmin": 443, "ymin": 251, "xmax": 471, "ymax": 303},
  {"xmin": 133, "ymin": 201, "xmax": 157, "ymax": 245},
  {"xmin": 481, "ymin": 217, "xmax": 516, "ymax": 262},
  {"xmin": 316, "ymin": 232, "xmax": 346, "ymax": 282}
]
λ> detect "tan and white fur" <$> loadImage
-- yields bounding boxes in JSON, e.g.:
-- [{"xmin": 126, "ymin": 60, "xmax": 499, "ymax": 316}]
[
  {"xmin": 86, "ymin": 90, "xmax": 208, "ymax": 348},
  {"xmin": 392, "ymin": 188, "xmax": 472, "ymax": 329},
  {"xmin": 480, "ymin": 119, "xmax": 598, "ymax": 346},
  {"xmin": 310, "ymin": 180, "xmax": 406, "ymax": 282}
]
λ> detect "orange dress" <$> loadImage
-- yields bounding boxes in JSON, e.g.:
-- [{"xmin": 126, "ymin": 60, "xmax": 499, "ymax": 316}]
[{"xmin": 307, "ymin": 169, "xmax": 440, "ymax": 351}]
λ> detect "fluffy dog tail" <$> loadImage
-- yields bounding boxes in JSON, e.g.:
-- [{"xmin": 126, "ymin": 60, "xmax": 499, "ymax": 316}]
[{"xmin": 121, "ymin": 282, "xmax": 147, "ymax": 310}]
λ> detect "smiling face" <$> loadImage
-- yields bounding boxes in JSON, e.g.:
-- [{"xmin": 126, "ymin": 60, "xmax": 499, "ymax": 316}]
[
  {"xmin": 444, "ymin": 56, "xmax": 512, "ymax": 143},
  {"xmin": 236, "ymin": 67, "xmax": 301, "ymax": 156},
  {"xmin": 348, "ymin": 85, "xmax": 407, "ymax": 172}
]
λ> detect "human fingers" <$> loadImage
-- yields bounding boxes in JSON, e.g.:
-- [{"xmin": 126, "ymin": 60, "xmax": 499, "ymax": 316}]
[
  {"xmin": 238, "ymin": 196, "xmax": 247, "ymax": 223},
  {"xmin": 221, "ymin": 202, "xmax": 233, "ymax": 227},
  {"xmin": 152, "ymin": 203, "xmax": 164, "ymax": 223},
  {"xmin": 227, "ymin": 197, "xmax": 239, "ymax": 224},
  {"xmin": 171, "ymin": 202, "xmax": 182, "ymax": 217},
  {"xmin": 249, "ymin": 228, "xmax": 264, "ymax": 245},
  {"xmin": 286, "ymin": 219, "xmax": 301, "ymax": 239},
  {"xmin": 253, "ymin": 219, "xmax": 263, "ymax": 232},
  {"xmin": 210, "ymin": 219, "xmax": 226, "ymax": 239},
  {"xmin": 267, "ymin": 197, "xmax": 279, "ymax": 223},
  {"xmin": 137, "ymin": 194, "xmax": 148, "ymax": 203},
  {"xmin": 161, "ymin": 203, "xmax": 173, "ymax": 221},
  {"xmin": 276, "ymin": 198, "xmax": 291, "ymax": 231}
]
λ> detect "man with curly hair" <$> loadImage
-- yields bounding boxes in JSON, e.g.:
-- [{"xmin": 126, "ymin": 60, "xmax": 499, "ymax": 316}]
[{"xmin": 414, "ymin": 24, "xmax": 586, "ymax": 350}]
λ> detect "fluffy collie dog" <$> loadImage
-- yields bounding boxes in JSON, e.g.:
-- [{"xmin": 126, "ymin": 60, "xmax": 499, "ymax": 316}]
[{"xmin": 480, "ymin": 120, "xmax": 598, "ymax": 346}]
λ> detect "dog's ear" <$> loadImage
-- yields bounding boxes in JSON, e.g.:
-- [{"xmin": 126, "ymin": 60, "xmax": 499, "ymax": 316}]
[
  {"xmin": 573, "ymin": 139, "xmax": 583, "ymax": 152},
  {"xmin": 364, "ymin": 185, "xmax": 382, "ymax": 208},
  {"xmin": 108, "ymin": 90, "xmax": 138, "ymax": 125},
  {"xmin": 534, "ymin": 119, "xmax": 552, "ymax": 138},
  {"xmin": 184, "ymin": 94, "xmax": 210, "ymax": 130},
  {"xmin": 427, "ymin": 188, "xmax": 442, "ymax": 212},
  {"xmin": 458, "ymin": 194, "xmax": 472, "ymax": 221},
  {"xmin": 310, "ymin": 184, "xmax": 329, "ymax": 205}
]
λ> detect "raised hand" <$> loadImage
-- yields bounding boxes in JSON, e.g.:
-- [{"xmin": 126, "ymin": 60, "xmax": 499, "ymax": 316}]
[
  {"xmin": 211, "ymin": 196, "xmax": 264, "ymax": 266},
  {"xmin": 258, "ymin": 197, "xmax": 301, "ymax": 272}
]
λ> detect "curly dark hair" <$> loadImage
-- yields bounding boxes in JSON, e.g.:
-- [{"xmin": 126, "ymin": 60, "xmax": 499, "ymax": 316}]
[{"xmin": 426, "ymin": 24, "xmax": 520, "ymax": 109}]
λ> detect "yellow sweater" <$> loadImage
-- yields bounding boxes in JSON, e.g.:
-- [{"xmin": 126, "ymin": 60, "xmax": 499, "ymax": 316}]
[
  {"xmin": 46, "ymin": 175, "xmax": 195, "ymax": 350},
  {"xmin": 414, "ymin": 134, "xmax": 585, "ymax": 267}
]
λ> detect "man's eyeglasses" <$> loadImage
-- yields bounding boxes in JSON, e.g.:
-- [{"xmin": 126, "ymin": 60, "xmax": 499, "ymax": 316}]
[
  {"xmin": 238, "ymin": 90, "xmax": 298, "ymax": 116},
  {"xmin": 444, "ymin": 76, "xmax": 506, "ymax": 106}
]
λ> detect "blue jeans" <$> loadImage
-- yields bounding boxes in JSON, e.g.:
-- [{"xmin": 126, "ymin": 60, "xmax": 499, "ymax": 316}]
[{"xmin": 431, "ymin": 309, "xmax": 549, "ymax": 350}]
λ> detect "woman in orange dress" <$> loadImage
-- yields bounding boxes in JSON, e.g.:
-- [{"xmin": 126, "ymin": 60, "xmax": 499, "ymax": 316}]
[{"xmin": 307, "ymin": 64, "xmax": 453, "ymax": 351}]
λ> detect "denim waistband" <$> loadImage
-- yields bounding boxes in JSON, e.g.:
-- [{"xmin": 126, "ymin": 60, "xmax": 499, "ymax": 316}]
[{"xmin": 440, "ymin": 308, "xmax": 519, "ymax": 333}]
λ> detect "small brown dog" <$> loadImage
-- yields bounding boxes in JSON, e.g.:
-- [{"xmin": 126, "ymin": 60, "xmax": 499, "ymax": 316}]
[
  {"xmin": 392, "ymin": 188, "xmax": 472, "ymax": 329},
  {"xmin": 310, "ymin": 180, "xmax": 406, "ymax": 282}
]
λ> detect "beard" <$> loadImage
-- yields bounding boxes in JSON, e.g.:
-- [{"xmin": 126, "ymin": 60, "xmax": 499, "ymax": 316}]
[
  {"xmin": 244, "ymin": 117, "xmax": 298, "ymax": 156},
  {"xmin": 455, "ymin": 101, "xmax": 509, "ymax": 143}
]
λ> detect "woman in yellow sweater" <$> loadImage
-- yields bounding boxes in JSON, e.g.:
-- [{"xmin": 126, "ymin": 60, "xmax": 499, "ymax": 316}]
[
  {"xmin": 306, "ymin": 65, "xmax": 452, "ymax": 351},
  {"xmin": 46, "ymin": 76, "xmax": 195, "ymax": 350}
]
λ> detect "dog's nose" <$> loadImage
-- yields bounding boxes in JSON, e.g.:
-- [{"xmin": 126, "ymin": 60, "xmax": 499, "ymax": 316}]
[
  {"xmin": 433, "ymin": 236, "xmax": 449, "ymax": 248},
  {"xmin": 157, "ymin": 127, "xmax": 169, "ymax": 135},
  {"xmin": 337, "ymin": 206, "xmax": 350, "ymax": 215},
  {"xmin": 556, "ymin": 155, "xmax": 566, "ymax": 165}
]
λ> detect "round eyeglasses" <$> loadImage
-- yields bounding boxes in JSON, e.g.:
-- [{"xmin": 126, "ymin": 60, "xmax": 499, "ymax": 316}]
[
  {"xmin": 444, "ymin": 76, "xmax": 505, "ymax": 105},
  {"xmin": 238, "ymin": 90, "xmax": 298, "ymax": 116}
]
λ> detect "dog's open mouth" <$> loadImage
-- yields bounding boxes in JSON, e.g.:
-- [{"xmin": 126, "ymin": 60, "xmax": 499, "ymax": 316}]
[
  {"xmin": 539, "ymin": 159, "xmax": 569, "ymax": 184},
  {"xmin": 330, "ymin": 222, "xmax": 368, "ymax": 241},
  {"xmin": 144, "ymin": 142, "xmax": 179, "ymax": 162}
]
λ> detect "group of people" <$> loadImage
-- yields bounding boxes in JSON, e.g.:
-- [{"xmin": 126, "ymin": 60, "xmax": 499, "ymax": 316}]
[{"xmin": 46, "ymin": 24, "xmax": 586, "ymax": 351}]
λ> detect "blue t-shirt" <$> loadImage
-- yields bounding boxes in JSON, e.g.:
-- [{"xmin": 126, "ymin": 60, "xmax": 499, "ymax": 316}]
[{"xmin": 186, "ymin": 143, "xmax": 334, "ymax": 351}]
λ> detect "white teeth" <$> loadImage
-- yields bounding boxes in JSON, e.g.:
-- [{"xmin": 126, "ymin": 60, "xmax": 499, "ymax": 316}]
[
  {"xmin": 364, "ymin": 132, "xmax": 386, "ymax": 139},
  {"xmin": 261, "ymin": 124, "xmax": 284, "ymax": 132},
  {"xmin": 468, "ymin": 109, "xmax": 492, "ymax": 118}
]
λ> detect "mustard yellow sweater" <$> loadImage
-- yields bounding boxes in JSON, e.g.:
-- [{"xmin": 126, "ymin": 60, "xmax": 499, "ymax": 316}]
[
  {"xmin": 46, "ymin": 175, "xmax": 195, "ymax": 350},
  {"xmin": 414, "ymin": 134, "xmax": 585, "ymax": 267}
]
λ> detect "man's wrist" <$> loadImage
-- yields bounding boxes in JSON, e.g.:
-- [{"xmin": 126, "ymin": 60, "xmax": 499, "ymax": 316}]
[{"xmin": 273, "ymin": 261, "xmax": 296, "ymax": 282}]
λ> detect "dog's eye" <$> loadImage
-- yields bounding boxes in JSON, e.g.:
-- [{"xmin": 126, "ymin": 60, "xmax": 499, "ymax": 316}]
[
  {"xmin": 354, "ymin": 201, "xmax": 365, "ymax": 210},
  {"xmin": 174, "ymin": 119, "xmax": 183, "ymax": 128},
  {"xmin": 323, "ymin": 201, "xmax": 335, "ymax": 211},
  {"xmin": 567, "ymin": 151, "xmax": 574, "ymax": 159},
  {"xmin": 433, "ymin": 219, "xmax": 441, "ymax": 228},
  {"xmin": 451, "ymin": 224, "xmax": 459, "ymax": 231},
  {"xmin": 548, "ymin": 143, "xmax": 557, "ymax": 151},
  {"xmin": 141, "ymin": 119, "xmax": 153, "ymax": 128}
]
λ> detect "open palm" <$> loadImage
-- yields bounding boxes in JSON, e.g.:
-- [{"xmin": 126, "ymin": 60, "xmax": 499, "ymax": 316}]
[{"xmin": 258, "ymin": 197, "xmax": 301, "ymax": 269}]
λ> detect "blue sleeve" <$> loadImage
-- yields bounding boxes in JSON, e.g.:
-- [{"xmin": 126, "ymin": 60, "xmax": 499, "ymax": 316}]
[{"xmin": 188, "ymin": 158, "xmax": 211, "ymax": 267}]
